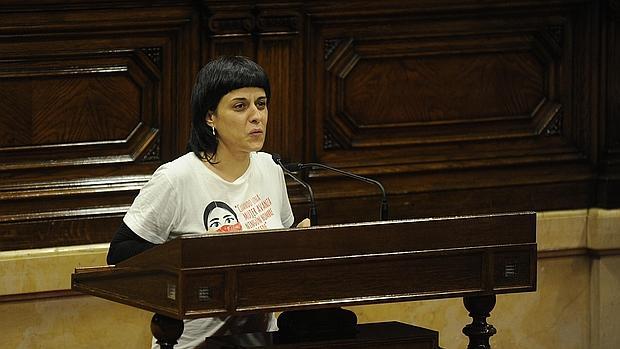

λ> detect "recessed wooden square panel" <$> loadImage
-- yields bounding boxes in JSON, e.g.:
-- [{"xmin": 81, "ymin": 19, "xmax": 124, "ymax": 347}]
[
  {"xmin": 0, "ymin": 72, "xmax": 140, "ymax": 146},
  {"xmin": 342, "ymin": 52, "xmax": 544, "ymax": 126},
  {"xmin": 321, "ymin": 27, "xmax": 563, "ymax": 150},
  {"xmin": 0, "ymin": 50, "xmax": 160, "ymax": 165},
  {"xmin": 235, "ymin": 253, "xmax": 483, "ymax": 309},
  {"xmin": 307, "ymin": 10, "xmax": 577, "ymax": 172},
  {"xmin": 0, "ymin": 2, "xmax": 196, "ymax": 251}
]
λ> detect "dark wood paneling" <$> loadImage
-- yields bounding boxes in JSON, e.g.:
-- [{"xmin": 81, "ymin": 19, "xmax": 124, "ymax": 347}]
[
  {"xmin": 307, "ymin": 3, "xmax": 583, "ymax": 167},
  {"xmin": 205, "ymin": 3, "xmax": 304, "ymax": 162},
  {"xmin": 0, "ymin": 1, "xmax": 197, "ymax": 250},
  {"xmin": 0, "ymin": 0, "xmax": 617, "ymax": 251},
  {"xmin": 298, "ymin": 0, "xmax": 608, "ymax": 224},
  {"xmin": 236, "ymin": 253, "xmax": 484, "ymax": 307},
  {"xmin": 0, "ymin": 50, "xmax": 160, "ymax": 161},
  {"xmin": 322, "ymin": 31, "xmax": 559, "ymax": 148},
  {"xmin": 598, "ymin": 0, "xmax": 620, "ymax": 207},
  {"xmin": 256, "ymin": 8, "xmax": 304, "ymax": 162}
]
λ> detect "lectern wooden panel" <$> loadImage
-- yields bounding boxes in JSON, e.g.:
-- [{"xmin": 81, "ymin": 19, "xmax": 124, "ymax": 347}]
[
  {"xmin": 72, "ymin": 212, "xmax": 536, "ymax": 319},
  {"xmin": 72, "ymin": 212, "xmax": 536, "ymax": 348}
]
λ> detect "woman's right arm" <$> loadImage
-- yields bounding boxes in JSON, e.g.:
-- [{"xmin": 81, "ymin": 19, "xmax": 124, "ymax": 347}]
[
  {"xmin": 107, "ymin": 164, "xmax": 177, "ymax": 265},
  {"xmin": 106, "ymin": 222, "xmax": 156, "ymax": 264}
]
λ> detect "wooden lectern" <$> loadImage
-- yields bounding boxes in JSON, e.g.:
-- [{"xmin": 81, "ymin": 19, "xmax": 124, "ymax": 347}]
[{"xmin": 72, "ymin": 212, "xmax": 537, "ymax": 349}]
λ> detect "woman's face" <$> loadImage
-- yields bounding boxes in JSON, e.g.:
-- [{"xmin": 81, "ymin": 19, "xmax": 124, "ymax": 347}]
[{"xmin": 209, "ymin": 87, "xmax": 268, "ymax": 156}]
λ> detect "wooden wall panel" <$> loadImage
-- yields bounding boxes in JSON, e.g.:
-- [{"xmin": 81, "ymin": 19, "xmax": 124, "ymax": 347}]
[
  {"xmin": 255, "ymin": 10, "xmax": 304, "ymax": 161},
  {"xmin": 0, "ymin": 50, "xmax": 160, "ymax": 163},
  {"xmin": 205, "ymin": 3, "xmax": 304, "ymax": 161},
  {"xmin": 0, "ymin": 0, "xmax": 617, "ymax": 250},
  {"xmin": 300, "ymin": 0, "xmax": 600, "ymax": 223},
  {"xmin": 323, "ymin": 35, "xmax": 558, "ymax": 147},
  {"xmin": 598, "ymin": 0, "xmax": 620, "ymax": 206},
  {"xmin": 309, "ymin": 4, "xmax": 573, "ymax": 156},
  {"xmin": 0, "ymin": 1, "xmax": 197, "ymax": 250}
]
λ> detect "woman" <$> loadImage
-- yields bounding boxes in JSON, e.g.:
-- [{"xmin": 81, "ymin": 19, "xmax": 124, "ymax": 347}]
[{"xmin": 107, "ymin": 56, "xmax": 305, "ymax": 348}]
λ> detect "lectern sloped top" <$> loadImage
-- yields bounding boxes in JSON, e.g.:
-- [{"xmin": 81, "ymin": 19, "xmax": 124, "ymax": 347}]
[{"xmin": 72, "ymin": 212, "xmax": 537, "ymax": 319}]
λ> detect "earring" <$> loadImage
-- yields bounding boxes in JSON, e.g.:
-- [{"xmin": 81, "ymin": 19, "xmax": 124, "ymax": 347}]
[{"xmin": 211, "ymin": 125, "xmax": 216, "ymax": 136}]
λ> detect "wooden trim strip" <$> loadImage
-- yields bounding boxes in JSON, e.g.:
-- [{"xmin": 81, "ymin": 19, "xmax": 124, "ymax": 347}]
[
  {"xmin": 538, "ymin": 248, "xmax": 589, "ymax": 259},
  {"xmin": 538, "ymin": 248, "xmax": 620, "ymax": 259},
  {"xmin": 0, "ymin": 289, "xmax": 85, "ymax": 303}
]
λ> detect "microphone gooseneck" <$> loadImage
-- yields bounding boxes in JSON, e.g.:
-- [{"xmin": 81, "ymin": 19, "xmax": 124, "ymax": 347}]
[
  {"xmin": 271, "ymin": 154, "xmax": 318, "ymax": 226},
  {"xmin": 288, "ymin": 162, "xmax": 388, "ymax": 221}
]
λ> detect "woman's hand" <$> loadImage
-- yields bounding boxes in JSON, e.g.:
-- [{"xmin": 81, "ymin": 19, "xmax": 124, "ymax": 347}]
[{"xmin": 296, "ymin": 218, "xmax": 311, "ymax": 228}]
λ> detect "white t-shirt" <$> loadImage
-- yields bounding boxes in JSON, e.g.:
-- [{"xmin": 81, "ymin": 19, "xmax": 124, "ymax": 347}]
[{"xmin": 123, "ymin": 151, "xmax": 294, "ymax": 349}]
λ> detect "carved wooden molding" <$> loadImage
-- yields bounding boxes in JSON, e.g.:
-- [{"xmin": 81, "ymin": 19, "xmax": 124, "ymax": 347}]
[
  {"xmin": 140, "ymin": 47, "xmax": 163, "ymax": 70},
  {"xmin": 206, "ymin": 8, "xmax": 301, "ymax": 36},
  {"xmin": 546, "ymin": 25, "xmax": 564, "ymax": 48},
  {"xmin": 324, "ymin": 39, "xmax": 342, "ymax": 60},
  {"xmin": 320, "ymin": 25, "xmax": 568, "ymax": 150},
  {"xmin": 256, "ymin": 14, "xmax": 300, "ymax": 33},
  {"xmin": 208, "ymin": 15, "xmax": 255, "ymax": 34},
  {"xmin": 0, "ymin": 49, "xmax": 161, "ymax": 169},
  {"xmin": 544, "ymin": 111, "xmax": 563, "ymax": 136},
  {"xmin": 142, "ymin": 135, "xmax": 161, "ymax": 161},
  {"xmin": 323, "ymin": 129, "xmax": 342, "ymax": 150}
]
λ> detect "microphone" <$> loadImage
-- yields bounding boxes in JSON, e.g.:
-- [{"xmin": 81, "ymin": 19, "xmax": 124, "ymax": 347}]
[
  {"xmin": 271, "ymin": 154, "xmax": 318, "ymax": 226},
  {"xmin": 284, "ymin": 161, "xmax": 388, "ymax": 221}
]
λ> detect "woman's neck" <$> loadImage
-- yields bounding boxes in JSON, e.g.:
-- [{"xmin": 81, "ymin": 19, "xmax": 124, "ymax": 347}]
[{"xmin": 204, "ymin": 150, "xmax": 251, "ymax": 182}]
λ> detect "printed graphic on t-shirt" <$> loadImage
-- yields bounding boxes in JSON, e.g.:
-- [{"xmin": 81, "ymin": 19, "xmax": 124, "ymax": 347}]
[
  {"xmin": 203, "ymin": 194, "xmax": 275, "ymax": 233},
  {"xmin": 203, "ymin": 201, "xmax": 242, "ymax": 233},
  {"xmin": 234, "ymin": 193, "xmax": 275, "ymax": 230}
]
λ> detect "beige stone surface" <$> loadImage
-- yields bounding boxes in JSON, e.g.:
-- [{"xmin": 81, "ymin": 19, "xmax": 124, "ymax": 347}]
[
  {"xmin": 350, "ymin": 255, "xmax": 591, "ymax": 349},
  {"xmin": 536, "ymin": 209, "xmax": 588, "ymax": 251},
  {"xmin": 0, "ymin": 244, "xmax": 109, "ymax": 295},
  {"xmin": 587, "ymin": 209, "xmax": 620, "ymax": 250},
  {"xmin": 0, "ymin": 296, "xmax": 152, "ymax": 349},
  {"xmin": 591, "ymin": 255, "xmax": 620, "ymax": 349},
  {"xmin": 490, "ymin": 256, "xmax": 590, "ymax": 349}
]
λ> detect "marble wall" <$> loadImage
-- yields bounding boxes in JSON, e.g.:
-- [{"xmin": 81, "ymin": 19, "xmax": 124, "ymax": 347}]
[
  {"xmin": 1, "ymin": 209, "xmax": 618, "ymax": 348},
  {"xmin": 351, "ymin": 253, "xmax": 592, "ymax": 349},
  {"xmin": 0, "ymin": 245, "xmax": 153, "ymax": 348}
]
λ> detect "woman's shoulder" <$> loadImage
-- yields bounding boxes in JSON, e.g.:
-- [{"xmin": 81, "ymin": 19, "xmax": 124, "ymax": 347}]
[
  {"xmin": 168, "ymin": 152, "xmax": 200, "ymax": 167},
  {"xmin": 154, "ymin": 153, "xmax": 202, "ymax": 180},
  {"xmin": 252, "ymin": 152, "xmax": 280, "ymax": 169}
]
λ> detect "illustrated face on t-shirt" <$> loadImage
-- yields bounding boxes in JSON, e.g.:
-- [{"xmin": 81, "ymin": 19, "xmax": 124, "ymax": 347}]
[{"xmin": 205, "ymin": 205, "xmax": 242, "ymax": 233}]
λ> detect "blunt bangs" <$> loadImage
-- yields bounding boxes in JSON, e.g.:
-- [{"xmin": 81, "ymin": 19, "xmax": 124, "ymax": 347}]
[{"xmin": 215, "ymin": 61, "xmax": 271, "ymax": 101}]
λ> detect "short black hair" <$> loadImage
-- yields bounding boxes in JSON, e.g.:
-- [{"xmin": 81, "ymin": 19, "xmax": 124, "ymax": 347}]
[{"xmin": 187, "ymin": 56, "xmax": 271, "ymax": 162}]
